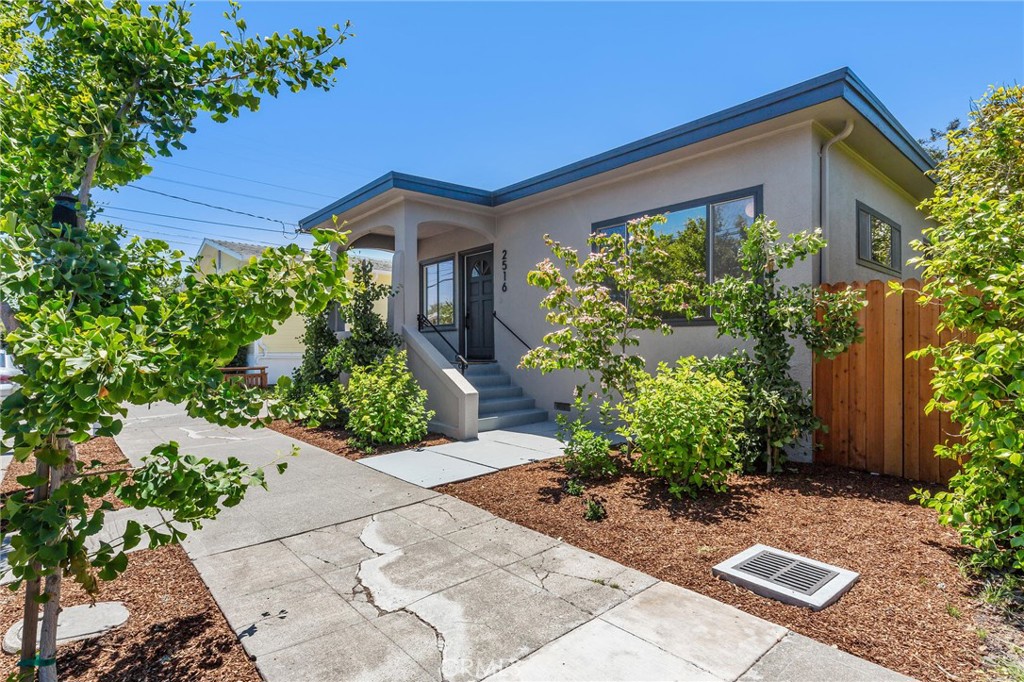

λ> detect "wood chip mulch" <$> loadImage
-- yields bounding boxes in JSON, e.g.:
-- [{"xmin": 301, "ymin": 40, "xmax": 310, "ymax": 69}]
[
  {"xmin": 0, "ymin": 545, "xmax": 258, "ymax": 682},
  {"xmin": 439, "ymin": 460, "xmax": 990, "ymax": 681},
  {"xmin": 1, "ymin": 437, "xmax": 129, "ymax": 514},
  {"xmin": 268, "ymin": 419, "xmax": 453, "ymax": 460},
  {"xmin": 1, "ymin": 436, "xmax": 258, "ymax": 681}
]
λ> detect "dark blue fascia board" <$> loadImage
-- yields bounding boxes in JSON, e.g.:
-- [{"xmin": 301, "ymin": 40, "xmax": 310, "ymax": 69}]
[
  {"xmin": 299, "ymin": 68, "xmax": 934, "ymax": 228},
  {"xmin": 299, "ymin": 171, "xmax": 493, "ymax": 228}
]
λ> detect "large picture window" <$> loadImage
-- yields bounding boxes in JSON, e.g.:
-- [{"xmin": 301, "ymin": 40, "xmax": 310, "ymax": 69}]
[
  {"xmin": 592, "ymin": 187, "xmax": 761, "ymax": 321},
  {"xmin": 421, "ymin": 258, "xmax": 455, "ymax": 327},
  {"xmin": 857, "ymin": 202, "xmax": 901, "ymax": 275}
]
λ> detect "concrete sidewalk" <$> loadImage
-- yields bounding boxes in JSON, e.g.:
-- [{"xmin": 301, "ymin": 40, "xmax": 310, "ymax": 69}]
[{"xmin": 116, "ymin": 404, "xmax": 911, "ymax": 682}]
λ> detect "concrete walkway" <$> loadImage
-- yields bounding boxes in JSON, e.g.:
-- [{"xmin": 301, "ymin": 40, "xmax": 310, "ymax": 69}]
[{"xmin": 115, "ymin": 404, "xmax": 910, "ymax": 682}]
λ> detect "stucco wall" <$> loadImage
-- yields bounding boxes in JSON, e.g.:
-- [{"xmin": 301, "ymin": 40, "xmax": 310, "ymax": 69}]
[
  {"xmin": 822, "ymin": 140, "xmax": 929, "ymax": 283},
  {"xmin": 490, "ymin": 124, "xmax": 817, "ymax": 419}
]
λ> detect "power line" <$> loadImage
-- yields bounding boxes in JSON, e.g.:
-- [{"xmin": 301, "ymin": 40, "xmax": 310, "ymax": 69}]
[
  {"xmin": 123, "ymin": 186, "xmax": 298, "ymax": 227},
  {"xmin": 99, "ymin": 206, "xmax": 296, "ymax": 235},
  {"xmin": 102, "ymin": 217, "xmax": 282, "ymax": 247},
  {"xmin": 160, "ymin": 161, "xmax": 338, "ymax": 199},
  {"xmin": 143, "ymin": 176, "xmax": 319, "ymax": 210}
]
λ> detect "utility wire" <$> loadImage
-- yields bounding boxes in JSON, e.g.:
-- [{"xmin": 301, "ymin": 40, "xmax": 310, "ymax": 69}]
[
  {"xmin": 99, "ymin": 205, "xmax": 298, "ymax": 235},
  {"xmin": 160, "ymin": 160, "xmax": 337, "ymax": 199},
  {"xmin": 102, "ymin": 217, "xmax": 282, "ymax": 247},
  {"xmin": 143, "ymin": 176, "xmax": 319, "ymax": 210},
  {"xmin": 123, "ymin": 186, "xmax": 298, "ymax": 229}
]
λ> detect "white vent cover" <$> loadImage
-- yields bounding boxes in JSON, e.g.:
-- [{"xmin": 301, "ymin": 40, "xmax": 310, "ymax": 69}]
[{"xmin": 712, "ymin": 544, "xmax": 859, "ymax": 611}]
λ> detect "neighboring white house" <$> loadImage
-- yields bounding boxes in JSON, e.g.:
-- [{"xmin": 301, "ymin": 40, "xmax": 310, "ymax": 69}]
[{"xmin": 298, "ymin": 68, "xmax": 936, "ymax": 445}]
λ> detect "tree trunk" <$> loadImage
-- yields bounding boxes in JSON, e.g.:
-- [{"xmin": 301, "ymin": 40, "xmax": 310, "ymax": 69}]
[
  {"xmin": 17, "ymin": 457, "xmax": 50, "ymax": 681},
  {"xmin": 36, "ymin": 434, "xmax": 73, "ymax": 682}
]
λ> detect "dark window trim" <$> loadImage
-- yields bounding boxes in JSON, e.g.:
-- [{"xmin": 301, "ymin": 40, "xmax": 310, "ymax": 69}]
[
  {"xmin": 419, "ymin": 254, "xmax": 457, "ymax": 331},
  {"xmin": 855, "ymin": 201, "xmax": 902, "ymax": 276},
  {"xmin": 591, "ymin": 185, "xmax": 763, "ymax": 327}
]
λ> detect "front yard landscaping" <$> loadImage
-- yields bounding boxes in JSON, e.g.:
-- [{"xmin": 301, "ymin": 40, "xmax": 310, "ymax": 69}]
[
  {"xmin": 440, "ymin": 460, "xmax": 1024, "ymax": 681},
  {"xmin": 0, "ymin": 437, "xmax": 258, "ymax": 681},
  {"xmin": 267, "ymin": 419, "xmax": 452, "ymax": 460}
]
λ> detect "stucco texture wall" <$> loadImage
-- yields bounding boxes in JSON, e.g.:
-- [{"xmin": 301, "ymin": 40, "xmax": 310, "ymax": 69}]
[
  {"xmin": 822, "ymin": 140, "xmax": 929, "ymax": 283},
  {"xmin": 491, "ymin": 124, "xmax": 817, "ymax": 416}
]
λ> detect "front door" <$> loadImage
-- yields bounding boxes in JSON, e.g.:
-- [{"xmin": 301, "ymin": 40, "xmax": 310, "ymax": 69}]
[{"xmin": 464, "ymin": 250, "xmax": 494, "ymax": 360}]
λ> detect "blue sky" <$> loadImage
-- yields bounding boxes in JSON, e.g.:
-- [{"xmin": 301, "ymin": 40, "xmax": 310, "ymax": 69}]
[{"xmin": 95, "ymin": 1, "xmax": 1024, "ymax": 255}]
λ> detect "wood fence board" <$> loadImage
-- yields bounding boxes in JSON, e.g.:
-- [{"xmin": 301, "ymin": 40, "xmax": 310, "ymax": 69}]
[
  {"xmin": 865, "ymin": 281, "xmax": 886, "ymax": 473},
  {"xmin": 902, "ymin": 280, "xmax": 922, "ymax": 481},
  {"xmin": 813, "ymin": 284, "xmax": 834, "ymax": 462},
  {"xmin": 849, "ymin": 282, "xmax": 868, "ymax": 471},
  {"xmin": 833, "ymin": 318, "xmax": 851, "ymax": 468},
  {"xmin": 918, "ymin": 300, "xmax": 942, "ymax": 484},
  {"xmin": 882, "ymin": 284, "xmax": 904, "ymax": 477}
]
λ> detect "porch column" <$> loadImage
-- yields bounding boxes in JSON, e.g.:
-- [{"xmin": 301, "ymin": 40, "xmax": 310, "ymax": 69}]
[{"xmin": 392, "ymin": 213, "xmax": 419, "ymax": 333}]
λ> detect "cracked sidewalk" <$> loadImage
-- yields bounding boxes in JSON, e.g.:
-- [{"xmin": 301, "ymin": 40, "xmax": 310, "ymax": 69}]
[{"xmin": 117, "ymin": 403, "xmax": 913, "ymax": 682}]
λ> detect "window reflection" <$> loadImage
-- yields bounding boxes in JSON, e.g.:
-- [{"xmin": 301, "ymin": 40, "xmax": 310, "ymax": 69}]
[{"xmin": 422, "ymin": 258, "xmax": 455, "ymax": 326}]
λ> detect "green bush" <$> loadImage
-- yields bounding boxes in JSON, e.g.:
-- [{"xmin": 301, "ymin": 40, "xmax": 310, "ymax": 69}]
[
  {"xmin": 327, "ymin": 258, "xmax": 400, "ymax": 373},
  {"xmin": 288, "ymin": 311, "xmax": 338, "ymax": 400},
  {"xmin": 344, "ymin": 349, "xmax": 433, "ymax": 448},
  {"xmin": 909, "ymin": 86, "xmax": 1024, "ymax": 571},
  {"xmin": 620, "ymin": 358, "xmax": 746, "ymax": 498},
  {"xmin": 557, "ymin": 394, "xmax": 618, "ymax": 479}
]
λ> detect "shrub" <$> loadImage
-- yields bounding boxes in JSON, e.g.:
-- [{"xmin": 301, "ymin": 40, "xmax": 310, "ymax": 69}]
[
  {"xmin": 706, "ymin": 217, "xmax": 863, "ymax": 471},
  {"xmin": 557, "ymin": 394, "xmax": 618, "ymax": 479},
  {"xmin": 620, "ymin": 358, "xmax": 746, "ymax": 498},
  {"xmin": 908, "ymin": 86, "xmax": 1024, "ymax": 572},
  {"xmin": 583, "ymin": 497, "xmax": 607, "ymax": 522},
  {"xmin": 344, "ymin": 349, "xmax": 433, "ymax": 448},
  {"xmin": 327, "ymin": 258, "xmax": 400, "ymax": 373},
  {"xmin": 289, "ymin": 311, "xmax": 338, "ymax": 399}
]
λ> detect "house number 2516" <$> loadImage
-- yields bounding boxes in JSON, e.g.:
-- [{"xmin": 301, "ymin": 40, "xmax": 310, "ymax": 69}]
[{"xmin": 501, "ymin": 249, "xmax": 508, "ymax": 292}]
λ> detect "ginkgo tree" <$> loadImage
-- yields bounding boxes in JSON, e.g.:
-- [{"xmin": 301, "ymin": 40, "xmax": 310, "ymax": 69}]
[{"xmin": 0, "ymin": 1, "xmax": 352, "ymax": 679}]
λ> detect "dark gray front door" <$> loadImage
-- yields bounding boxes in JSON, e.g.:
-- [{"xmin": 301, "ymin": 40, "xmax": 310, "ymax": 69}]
[{"xmin": 464, "ymin": 251, "xmax": 494, "ymax": 360}]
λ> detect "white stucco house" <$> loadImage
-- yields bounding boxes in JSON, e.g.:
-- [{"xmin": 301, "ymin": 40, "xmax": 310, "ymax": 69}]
[{"xmin": 299, "ymin": 68, "xmax": 935, "ymax": 444}]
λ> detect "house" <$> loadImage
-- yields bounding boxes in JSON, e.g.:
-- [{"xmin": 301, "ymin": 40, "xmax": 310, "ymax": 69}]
[
  {"xmin": 196, "ymin": 239, "xmax": 393, "ymax": 384},
  {"xmin": 299, "ymin": 68, "xmax": 935, "ymax": 447}
]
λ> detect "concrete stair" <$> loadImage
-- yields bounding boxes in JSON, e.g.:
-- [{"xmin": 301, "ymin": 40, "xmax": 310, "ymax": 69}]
[{"xmin": 462, "ymin": 362, "xmax": 548, "ymax": 432}]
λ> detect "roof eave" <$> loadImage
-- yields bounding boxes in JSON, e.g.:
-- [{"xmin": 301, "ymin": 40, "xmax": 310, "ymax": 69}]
[{"xmin": 299, "ymin": 68, "xmax": 935, "ymax": 228}]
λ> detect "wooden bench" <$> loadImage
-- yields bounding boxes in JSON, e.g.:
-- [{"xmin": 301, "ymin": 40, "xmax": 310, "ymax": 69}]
[{"xmin": 219, "ymin": 366, "xmax": 268, "ymax": 389}]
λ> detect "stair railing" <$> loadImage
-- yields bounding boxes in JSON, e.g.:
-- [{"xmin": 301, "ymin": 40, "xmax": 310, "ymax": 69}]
[
  {"xmin": 492, "ymin": 310, "xmax": 532, "ymax": 352},
  {"xmin": 416, "ymin": 313, "xmax": 469, "ymax": 374}
]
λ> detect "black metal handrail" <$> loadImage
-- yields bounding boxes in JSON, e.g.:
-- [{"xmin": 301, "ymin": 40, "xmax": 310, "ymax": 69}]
[
  {"xmin": 416, "ymin": 313, "xmax": 469, "ymax": 374},
  {"xmin": 492, "ymin": 310, "xmax": 531, "ymax": 351}
]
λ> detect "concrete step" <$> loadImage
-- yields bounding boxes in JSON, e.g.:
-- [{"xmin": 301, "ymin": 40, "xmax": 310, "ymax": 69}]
[
  {"xmin": 478, "ymin": 408, "xmax": 549, "ymax": 432},
  {"xmin": 477, "ymin": 385, "xmax": 523, "ymax": 400},
  {"xmin": 466, "ymin": 372, "xmax": 511, "ymax": 388},
  {"xmin": 479, "ymin": 396, "xmax": 536, "ymax": 416},
  {"xmin": 464, "ymin": 362, "xmax": 501, "ymax": 376}
]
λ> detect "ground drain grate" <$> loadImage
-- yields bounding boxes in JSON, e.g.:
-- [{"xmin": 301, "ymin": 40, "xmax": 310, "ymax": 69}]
[{"xmin": 712, "ymin": 544, "xmax": 859, "ymax": 610}]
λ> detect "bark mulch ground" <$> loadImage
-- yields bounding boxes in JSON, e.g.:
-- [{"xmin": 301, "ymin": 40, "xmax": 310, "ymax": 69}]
[
  {"xmin": 1, "ymin": 437, "xmax": 128, "ymax": 514},
  {"xmin": 0, "ymin": 545, "xmax": 258, "ymax": 682},
  {"xmin": 268, "ymin": 419, "xmax": 453, "ymax": 460},
  {"xmin": 440, "ymin": 460, "xmax": 999, "ymax": 681},
  {"xmin": 1, "ymin": 437, "xmax": 258, "ymax": 681}
]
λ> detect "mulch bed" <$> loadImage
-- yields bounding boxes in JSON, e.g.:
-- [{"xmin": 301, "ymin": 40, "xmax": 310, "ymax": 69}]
[
  {"xmin": 268, "ymin": 419, "xmax": 453, "ymax": 460},
  {"xmin": 440, "ymin": 460, "xmax": 990, "ymax": 681},
  {"xmin": 1, "ymin": 437, "xmax": 259, "ymax": 681},
  {"xmin": 0, "ymin": 545, "xmax": 258, "ymax": 682},
  {"xmin": 1, "ymin": 437, "xmax": 129, "ymax": 514}
]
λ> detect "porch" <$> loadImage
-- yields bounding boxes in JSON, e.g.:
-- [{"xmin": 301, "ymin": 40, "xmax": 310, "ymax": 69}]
[{"xmin": 321, "ymin": 197, "xmax": 546, "ymax": 440}]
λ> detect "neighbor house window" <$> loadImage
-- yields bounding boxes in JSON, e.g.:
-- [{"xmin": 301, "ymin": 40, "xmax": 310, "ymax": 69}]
[
  {"xmin": 857, "ymin": 202, "xmax": 901, "ymax": 274},
  {"xmin": 592, "ymin": 187, "xmax": 761, "ymax": 321},
  {"xmin": 421, "ymin": 258, "xmax": 455, "ymax": 327}
]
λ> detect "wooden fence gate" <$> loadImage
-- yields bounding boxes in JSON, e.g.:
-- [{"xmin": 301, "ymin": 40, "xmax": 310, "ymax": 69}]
[{"xmin": 813, "ymin": 278, "xmax": 960, "ymax": 485}]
